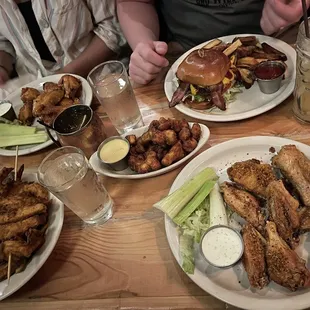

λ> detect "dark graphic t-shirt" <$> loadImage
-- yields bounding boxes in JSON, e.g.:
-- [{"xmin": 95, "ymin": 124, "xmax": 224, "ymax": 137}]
[{"xmin": 158, "ymin": 0, "xmax": 265, "ymax": 50}]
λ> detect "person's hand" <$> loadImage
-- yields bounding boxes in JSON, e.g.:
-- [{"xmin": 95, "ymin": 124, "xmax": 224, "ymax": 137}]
[
  {"xmin": 129, "ymin": 41, "xmax": 169, "ymax": 85},
  {"xmin": 0, "ymin": 66, "xmax": 9, "ymax": 86},
  {"xmin": 261, "ymin": 0, "xmax": 310, "ymax": 35}
]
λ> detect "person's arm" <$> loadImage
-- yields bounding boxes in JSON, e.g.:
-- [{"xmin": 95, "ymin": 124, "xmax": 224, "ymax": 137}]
[
  {"xmin": 60, "ymin": 0, "xmax": 125, "ymax": 77},
  {"xmin": 0, "ymin": 34, "xmax": 15, "ymax": 85},
  {"xmin": 117, "ymin": 0, "xmax": 159, "ymax": 50},
  {"xmin": 59, "ymin": 35, "xmax": 114, "ymax": 77}
]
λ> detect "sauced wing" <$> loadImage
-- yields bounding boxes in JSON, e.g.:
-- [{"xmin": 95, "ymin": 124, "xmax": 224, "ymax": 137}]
[
  {"xmin": 227, "ymin": 159, "xmax": 276, "ymax": 198},
  {"xmin": 32, "ymin": 89, "xmax": 64, "ymax": 116},
  {"xmin": 242, "ymin": 224, "xmax": 269, "ymax": 289},
  {"xmin": 220, "ymin": 182, "xmax": 265, "ymax": 233},
  {"xmin": 266, "ymin": 180, "xmax": 300, "ymax": 248},
  {"xmin": 272, "ymin": 145, "xmax": 310, "ymax": 207},
  {"xmin": 266, "ymin": 221, "xmax": 310, "ymax": 291}
]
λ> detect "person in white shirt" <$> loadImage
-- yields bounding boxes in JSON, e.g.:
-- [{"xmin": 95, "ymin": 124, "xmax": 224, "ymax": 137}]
[{"xmin": 0, "ymin": 0, "xmax": 126, "ymax": 85}]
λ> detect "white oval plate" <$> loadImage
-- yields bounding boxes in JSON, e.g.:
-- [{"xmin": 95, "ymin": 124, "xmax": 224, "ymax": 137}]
[
  {"xmin": 0, "ymin": 172, "xmax": 64, "ymax": 300},
  {"xmin": 165, "ymin": 136, "xmax": 310, "ymax": 310},
  {"xmin": 164, "ymin": 34, "xmax": 296, "ymax": 122},
  {"xmin": 0, "ymin": 74, "xmax": 92, "ymax": 157},
  {"xmin": 89, "ymin": 122, "xmax": 210, "ymax": 179}
]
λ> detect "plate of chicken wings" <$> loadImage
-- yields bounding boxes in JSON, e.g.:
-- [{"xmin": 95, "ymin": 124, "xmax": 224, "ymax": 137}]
[
  {"xmin": 0, "ymin": 166, "xmax": 64, "ymax": 300},
  {"xmin": 0, "ymin": 74, "xmax": 92, "ymax": 157},
  {"xmin": 165, "ymin": 136, "xmax": 310, "ymax": 310}
]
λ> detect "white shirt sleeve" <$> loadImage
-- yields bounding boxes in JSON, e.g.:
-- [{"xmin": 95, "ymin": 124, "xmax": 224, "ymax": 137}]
[
  {"xmin": 0, "ymin": 33, "xmax": 16, "ymax": 59},
  {"xmin": 84, "ymin": 0, "xmax": 126, "ymax": 54}
]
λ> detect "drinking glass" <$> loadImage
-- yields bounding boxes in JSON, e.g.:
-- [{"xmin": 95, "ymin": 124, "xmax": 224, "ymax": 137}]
[
  {"xmin": 87, "ymin": 61, "xmax": 144, "ymax": 134},
  {"xmin": 37, "ymin": 146, "xmax": 113, "ymax": 224},
  {"xmin": 293, "ymin": 19, "xmax": 310, "ymax": 122}
]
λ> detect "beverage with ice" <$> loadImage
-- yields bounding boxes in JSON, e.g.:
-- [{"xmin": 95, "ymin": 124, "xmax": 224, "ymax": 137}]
[
  {"xmin": 293, "ymin": 20, "xmax": 310, "ymax": 122},
  {"xmin": 38, "ymin": 147, "xmax": 113, "ymax": 224},
  {"xmin": 88, "ymin": 61, "xmax": 143, "ymax": 134}
]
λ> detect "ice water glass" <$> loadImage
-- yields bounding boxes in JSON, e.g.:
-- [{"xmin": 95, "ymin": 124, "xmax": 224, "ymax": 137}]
[
  {"xmin": 293, "ymin": 19, "xmax": 310, "ymax": 122},
  {"xmin": 37, "ymin": 146, "xmax": 113, "ymax": 224},
  {"xmin": 87, "ymin": 61, "xmax": 143, "ymax": 134}
]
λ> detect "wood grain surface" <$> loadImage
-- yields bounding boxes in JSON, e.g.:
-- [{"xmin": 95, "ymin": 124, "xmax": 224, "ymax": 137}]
[{"xmin": 1, "ymin": 30, "xmax": 310, "ymax": 310}]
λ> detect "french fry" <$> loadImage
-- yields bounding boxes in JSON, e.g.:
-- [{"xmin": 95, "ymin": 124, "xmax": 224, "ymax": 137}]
[
  {"xmin": 237, "ymin": 57, "xmax": 258, "ymax": 67},
  {"xmin": 233, "ymin": 36, "xmax": 257, "ymax": 46},
  {"xmin": 223, "ymin": 39, "xmax": 242, "ymax": 56},
  {"xmin": 202, "ymin": 38, "xmax": 222, "ymax": 49}
]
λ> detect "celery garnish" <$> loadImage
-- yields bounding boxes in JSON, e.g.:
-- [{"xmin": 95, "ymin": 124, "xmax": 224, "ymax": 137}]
[{"xmin": 153, "ymin": 168, "xmax": 218, "ymax": 219}]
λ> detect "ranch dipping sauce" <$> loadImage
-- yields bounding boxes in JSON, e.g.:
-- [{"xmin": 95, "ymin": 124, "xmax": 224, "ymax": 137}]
[
  {"xmin": 99, "ymin": 138, "xmax": 129, "ymax": 164},
  {"xmin": 201, "ymin": 225, "xmax": 244, "ymax": 268}
]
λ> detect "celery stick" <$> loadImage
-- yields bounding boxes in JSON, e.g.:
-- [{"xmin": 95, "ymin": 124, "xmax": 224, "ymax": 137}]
[
  {"xmin": 173, "ymin": 180, "xmax": 216, "ymax": 225},
  {"xmin": 209, "ymin": 183, "xmax": 228, "ymax": 227},
  {"xmin": 153, "ymin": 168, "xmax": 218, "ymax": 219},
  {"xmin": 0, "ymin": 123, "xmax": 37, "ymax": 136},
  {"xmin": 0, "ymin": 133, "xmax": 48, "ymax": 147}
]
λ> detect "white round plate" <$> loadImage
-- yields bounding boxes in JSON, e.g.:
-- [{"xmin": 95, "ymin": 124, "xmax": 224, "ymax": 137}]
[
  {"xmin": 165, "ymin": 136, "xmax": 310, "ymax": 310},
  {"xmin": 0, "ymin": 74, "xmax": 92, "ymax": 157},
  {"xmin": 89, "ymin": 122, "xmax": 210, "ymax": 179},
  {"xmin": 164, "ymin": 34, "xmax": 296, "ymax": 122},
  {"xmin": 0, "ymin": 172, "xmax": 64, "ymax": 300}
]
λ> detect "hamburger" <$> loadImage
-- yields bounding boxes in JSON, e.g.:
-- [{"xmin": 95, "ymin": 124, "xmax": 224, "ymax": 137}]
[{"xmin": 169, "ymin": 49, "xmax": 237, "ymax": 111}]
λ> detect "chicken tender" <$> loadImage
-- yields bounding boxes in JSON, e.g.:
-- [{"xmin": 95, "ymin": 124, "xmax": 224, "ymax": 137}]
[{"xmin": 161, "ymin": 141, "xmax": 185, "ymax": 166}]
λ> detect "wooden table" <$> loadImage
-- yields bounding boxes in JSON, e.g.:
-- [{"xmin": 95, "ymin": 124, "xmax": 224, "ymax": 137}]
[{"xmin": 1, "ymin": 82, "xmax": 310, "ymax": 310}]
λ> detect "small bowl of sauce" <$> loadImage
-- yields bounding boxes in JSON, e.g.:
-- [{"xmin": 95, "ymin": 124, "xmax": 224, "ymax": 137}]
[
  {"xmin": 200, "ymin": 225, "xmax": 244, "ymax": 269},
  {"xmin": 0, "ymin": 100, "xmax": 16, "ymax": 121},
  {"xmin": 254, "ymin": 61, "xmax": 286, "ymax": 94},
  {"xmin": 97, "ymin": 136, "xmax": 130, "ymax": 171}
]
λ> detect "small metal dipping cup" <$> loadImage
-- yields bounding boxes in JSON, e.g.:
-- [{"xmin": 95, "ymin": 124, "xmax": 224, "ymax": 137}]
[
  {"xmin": 97, "ymin": 136, "xmax": 130, "ymax": 171},
  {"xmin": 254, "ymin": 61, "xmax": 286, "ymax": 94},
  {"xmin": 200, "ymin": 225, "xmax": 244, "ymax": 269}
]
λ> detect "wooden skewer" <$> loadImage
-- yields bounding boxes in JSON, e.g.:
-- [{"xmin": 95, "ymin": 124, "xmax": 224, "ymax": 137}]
[{"xmin": 7, "ymin": 145, "xmax": 19, "ymax": 283}]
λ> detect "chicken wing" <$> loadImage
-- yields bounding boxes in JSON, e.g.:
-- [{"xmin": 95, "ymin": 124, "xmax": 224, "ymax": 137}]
[
  {"xmin": 58, "ymin": 75, "xmax": 82, "ymax": 99},
  {"xmin": 161, "ymin": 141, "xmax": 185, "ymax": 166},
  {"xmin": 272, "ymin": 145, "xmax": 310, "ymax": 207},
  {"xmin": 242, "ymin": 224, "xmax": 269, "ymax": 289},
  {"xmin": 20, "ymin": 87, "xmax": 40, "ymax": 104},
  {"xmin": 43, "ymin": 82, "xmax": 62, "ymax": 92},
  {"xmin": 32, "ymin": 89, "xmax": 64, "ymax": 117},
  {"xmin": 299, "ymin": 208, "xmax": 310, "ymax": 232},
  {"xmin": 266, "ymin": 221, "xmax": 310, "ymax": 291},
  {"xmin": 266, "ymin": 180, "xmax": 300, "ymax": 248},
  {"xmin": 221, "ymin": 182, "xmax": 265, "ymax": 233},
  {"xmin": 227, "ymin": 159, "xmax": 276, "ymax": 198},
  {"xmin": 18, "ymin": 101, "xmax": 34, "ymax": 125}
]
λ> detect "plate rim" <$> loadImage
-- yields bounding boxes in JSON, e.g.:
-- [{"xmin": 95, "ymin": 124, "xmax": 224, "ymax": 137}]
[
  {"xmin": 89, "ymin": 122, "xmax": 210, "ymax": 179},
  {"xmin": 0, "ymin": 172, "xmax": 64, "ymax": 301},
  {"xmin": 164, "ymin": 34, "xmax": 296, "ymax": 122},
  {"xmin": 164, "ymin": 136, "xmax": 310, "ymax": 310},
  {"xmin": 0, "ymin": 73, "xmax": 92, "ymax": 157}
]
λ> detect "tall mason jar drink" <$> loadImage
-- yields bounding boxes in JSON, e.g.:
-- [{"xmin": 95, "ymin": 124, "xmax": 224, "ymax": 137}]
[
  {"xmin": 293, "ymin": 20, "xmax": 310, "ymax": 122},
  {"xmin": 37, "ymin": 146, "xmax": 113, "ymax": 224},
  {"xmin": 88, "ymin": 61, "xmax": 143, "ymax": 134}
]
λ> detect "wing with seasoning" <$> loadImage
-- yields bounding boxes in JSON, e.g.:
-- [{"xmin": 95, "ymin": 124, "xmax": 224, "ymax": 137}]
[
  {"xmin": 227, "ymin": 159, "xmax": 276, "ymax": 198},
  {"xmin": 220, "ymin": 182, "xmax": 265, "ymax": 234},
  {"xmin": 242, "ymin": 224, "xmax": 269, "ymax": 289}
]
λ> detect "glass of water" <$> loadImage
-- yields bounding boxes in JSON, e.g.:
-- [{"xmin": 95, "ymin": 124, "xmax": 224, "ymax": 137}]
[
  {"xmin": 293, "ymin": 19, "xmax": 310, "ymax": 122},
  {"xmin": 37, "ymin": 146, "xmax": 113, "ymax": 224},
  {"xmin": 87, "ymin": 61, "xmax": 144, "ymax": 134}
]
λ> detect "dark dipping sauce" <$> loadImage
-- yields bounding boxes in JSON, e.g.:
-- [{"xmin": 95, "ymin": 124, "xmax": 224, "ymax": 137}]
[{"xmin": 254, "ymin": 64, "xmax": 285, "ymax": 80}]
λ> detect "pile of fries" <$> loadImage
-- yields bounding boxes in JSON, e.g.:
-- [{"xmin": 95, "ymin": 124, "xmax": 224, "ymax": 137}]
[{"xmin": 203, "ymin": 35, "xmax": 288, "ymax": 89}]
